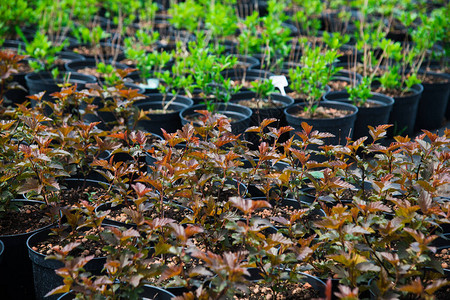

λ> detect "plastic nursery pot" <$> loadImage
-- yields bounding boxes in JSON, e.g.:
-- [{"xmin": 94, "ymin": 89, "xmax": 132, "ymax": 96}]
[
  {"xmin": 300, "ymin": 180, "xmax": 373, "ymax": 208},
  {"xmin": 233, "ymin": 54, "xmax": 260, "ymax": 69},
  {"xmin": 67, "ymin": 42, "xmax": 126, "ymax": 61},
  {"xmin": 136, "ymin": 93, "xmax": 194, "ymax": 108},
  {"xmin": 323, "ymin": 91, "xmax": 394, "ymax": 139},
  {"xmin": 414, "ymin": 72, "xmax": 450, "ymax": 131},
  {"xmin": 239, "ymin": 158, "xmax": 290, "ymax": 198},
  {"xmin": 64, "ymin": 58, "xmax": 135, "ymax": 81},
  {"xmin": 0, "ymin": 200, "xmax": 55, "ymax": 300},
  {"xmin": 220, "ymin": 69, "xmax": 275, "ymax": 92},
  {"xmin": 27, "ymin": 226, "xmax": 115, "ymax": 300},
  {"xmin": 285, "ymin": 85, "xmax": 332, "ymax": 104},
  {"xmin": 60, "ymin": 177, "xmax": 108, "ymax": 192},
  {"xmin": 230, "ymin": 91, "xmax": 294, "ymax": 148},
  {"xmin": 284, "ymin": 101, "xmax": 358, "ymax": 146},
  {"xmin": 25, "ymin": 71, "xmax": 97, "ymax": 99},
  {"xmin": 336, "ymin": 44, "xmax": 361, "ymax": 64},
  {"xmin": 1, "ymin": 39, "xmax": 26, "ymax": 53},
  {"xmin": 230, "ymin": 91, "xmax": 294, "ymax": 127},
  {"xmin": 386, "ymin": 83, "xmax": 424, "ymax": 137},
  {"xmin": 70, "ymin": 153, "xmax": 111, "ymax": 182},
  {"xmin": 53, "ymin": 51, "xmax": 85, "ymax": 71},
  {"xmin": 96, "ymin": 200, "xmax": 193, "ymax": 229},
  {"xmin": 0, "ymin": 239, "xmax": 4, "ymax": 264},
  {"xmin": 180, "ymin": 103, "xmax": 253, "ymax": 136},
  {"xmin": 57, "ymin": 285, "xmax": 176, "ymax": 300},
  {"xmin": 328, "ymin": 70, "xmax": 363, "ymax": 92},
  {"xmin": 134, "ymin": 94, "xmax": 194, "ymax": 136}
]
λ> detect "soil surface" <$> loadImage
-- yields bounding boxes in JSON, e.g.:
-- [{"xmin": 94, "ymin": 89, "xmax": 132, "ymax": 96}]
[
  {"xmin": 30, "ymin": 226, "xmax": 110, "ymax": 257},
  {"xmin": 237, "ymin": 98, "xmax": 284, "ymax": 109},
  {"xmin": 434, "ymin": 247, "xmax": 450, "ymax": 270},
  {"xmin": 372, "ymin": 86, "xmax": 414, "ymax": 98},
  {"xmin": 287, "ymin": 90, "xmax": 308, "ymax": 100},
  {"xmin": 0, "ymin": 202, "xmax": 53, "ymax": 236},
  {"xmin": 340, "ymin": 188, "xmax": 374, "ymax": 201},
  {"xmin": 419, "ymin": 73, "xmax": 450, "ymax": 84},
  {"xmin": 17, "ymin": 62, "xmax": 33, "ymax": 73},
  {"xmin": 105, "ymin": 202, "xmax": 189, "ymax": 224},
  {"xmin": 231, "ymin": 80, "xmax": 259, "ymax": 89},
  {"xmin": 235, "ymin": 281, "xmax": 320, "ymax": 299},
  {"xmin": 58, "ymin": 185, "xmax": 105, "ymax": 207},
  {"xmin": 328, "ymin": 80, "xmax": 351, "ymax": 91},
  {"xmin": 72, "ymin": 45, "xmax": 122, "ymax": 58},
  {"xmin": 77, "ymin": 67, "xmax": 104, "ymax": 78},
  {"xmin": 357, "ymin": 100, "xmax": 383, "ymax": 108},
  {"xmin": 293, "ymin": 106, "xmax": 353, "ymax": 119}
]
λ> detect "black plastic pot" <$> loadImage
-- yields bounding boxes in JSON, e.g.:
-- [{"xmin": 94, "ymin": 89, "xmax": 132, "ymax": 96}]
[
  {"xmin": 337, "ymin": 44, "xmax": 361, "ymax": 64},
  {"xmin": 220, "ymin": 69, "xmax": 275, "ymax": 92},
  {"xmin": 60, "ymin": 177, "xmax": 108, "ymax": 192},
  {"xmin": 67, "ymin": 42, "xmax": 125, "ymax": 61},
  {"xmin": 96, "ymin": 201, "xmax": 192, "ymax": 229},
  {"xmin": 323, "ymin": 91, "xmax": 394, "ymax": 139},
  {"xmin": 6, "ymin": 58, "xmax": 44, "ymax": 90},
  {"xmin": 414, "ymin": 72, "xmax": 450, "ymax": 131},
  {"xmin": 0, "ymin": 200, "xmax": 54, "ymax": 300},
  {"xmin": 134, "ymin": 94, "xmax": 193, "ymax": 134},
  {"xmin": 27, "ymin": 226, "xmax": 114, "ymax": 300},
  {"xmin": 284, "ymin": 101, "xmax": 358, "ymax": 145},
  {"xmin": 0, "ymin": 239, "xmax": 3, "ymax": 265},
  {"xmin": 239, "ymin": 158, "xmax": 289, "ymax": 198},
  {"xmin": 25, "ymin": 71, "xmax": 97, "ymax": 99},
  {"xmin": 232, "ymin": 54, "xmax": 260, "ymax": 69},
  {"xmin": 285, "ymin": 85, "xmax": 331, "ymax": 104},
  {"xmin": 57, "ymin": 285, "xmax": 175, "ymax": 300},
  {"xmin": 137, "ymin": 93, "xmax": 193, "ymax": 108},
  {"xmin": 81, "ymin": 83, "xmax": 145, "ymax": 130},
  {"xmin": 180, "ymin": 103, "xmax": 253, "ymax": 135},
  {"xmin": 231, "ymin": 91, "xmax": 294, "ymax": 126},
  {"xmin": 3, "ymin": 57, "xmax": 45, "ymax": 104},
  {"xmin": 1, "ymin": 39, "xmax": 26, "ymax": 52},
  {"xmin": 65, "ymin": 59, "xmax": 135, "ymax": 81},
  {"xmin": 329, "ymin": 70, "xmax": 362, "ymax": 92},
  {"xmin": 387, "ymin": 83, "xmax": 423, "ymax": 137},
  {"xmin": 136, "ymin": 102, "xmax": 190, "ymax": 136},
  {"xmin": 54, "ymin": 51, "xmax": 85, "ymax": 69},
  {"xmin": 230, "ymin": 91, "xmax": 293, "ymax": 148},
  {"xmin": 301, "ymin": 180, "xmax": 373, "ymax": 208}
]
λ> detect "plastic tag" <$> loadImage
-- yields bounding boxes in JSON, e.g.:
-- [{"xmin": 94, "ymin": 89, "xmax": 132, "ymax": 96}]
[
  {"xmin": 269, "ymin": 75, "xmax": 288, "ymax": 96},
  {"xmin": 139, "ymin": 78, "xmax": 159, "ymax": 89}
]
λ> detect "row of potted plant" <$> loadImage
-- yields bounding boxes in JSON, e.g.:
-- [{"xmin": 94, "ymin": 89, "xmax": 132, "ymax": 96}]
[
  {"xmin": 0, "ymin": 79, "xmax": 449, "ymax": 299},
  {"xmin": 1, "ymin": 0, "xmax": 449, "ymax": 142}
]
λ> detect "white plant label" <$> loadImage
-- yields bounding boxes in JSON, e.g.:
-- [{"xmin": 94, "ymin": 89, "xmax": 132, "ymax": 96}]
[
  {"xmin": 139, "ymin": 78, "xmax": 159, "ymax": 89},
  {"xmin": 269, "ymin": 75, "xmax": 288, "ymax": 96}
]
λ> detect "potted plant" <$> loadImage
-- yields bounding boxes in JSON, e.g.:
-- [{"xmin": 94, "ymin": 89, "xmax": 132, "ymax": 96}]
[
  {"xmin": 284, "ymin": 46, "xmax": 358, "ymax": 146},
  {"xmin": 323, "ymin": 77, "xmax": 394, "ymax": 139}
]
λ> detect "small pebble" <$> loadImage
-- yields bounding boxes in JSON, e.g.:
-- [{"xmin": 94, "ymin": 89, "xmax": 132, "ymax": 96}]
[
  {"xmin": 25, "ymin": 209, "xmax": 31, "ymax": 214},
  {"xmin": 95, "ymin": 249, "xmax": 102, "ymax": 256},
  {"xmin": 82, "ymin": 250, "xmax": 89, "ymax": 256},
  {"xmin": 442, "ymin": 262, "xmax": 448, "ymax": 269},
  {"xmin": 441, "ymin": 249, "xmax": 448, "ymax": 254}
]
